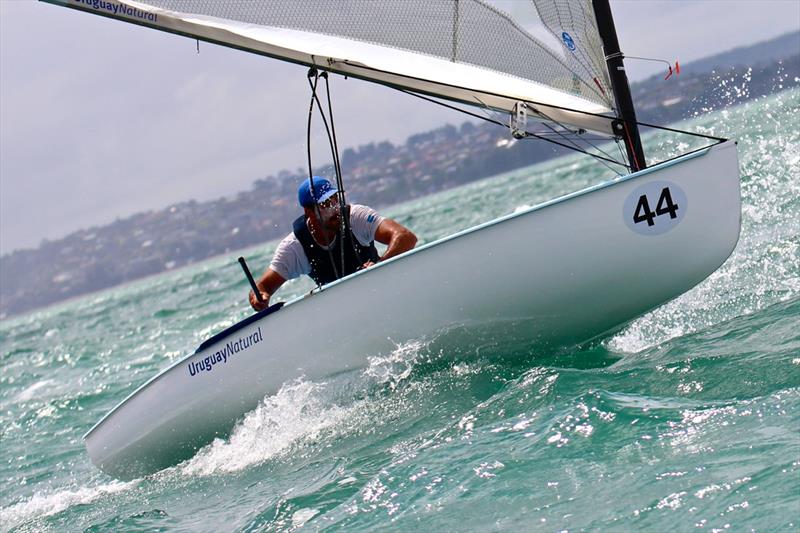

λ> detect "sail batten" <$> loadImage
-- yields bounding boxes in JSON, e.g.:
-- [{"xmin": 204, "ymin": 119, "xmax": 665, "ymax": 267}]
[{"xmin": 42, "ymin": 0, "xmax": 619, "ymax": 134}]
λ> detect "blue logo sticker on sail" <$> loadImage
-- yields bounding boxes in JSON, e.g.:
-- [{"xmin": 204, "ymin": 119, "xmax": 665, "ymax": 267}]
[
  {"xmin": 562, "ymin": 32, "xmax": 576, "ymax": 51},
  {"xmin": 624, "ymin": 181, "xmax": 687, "ymax": 236}
]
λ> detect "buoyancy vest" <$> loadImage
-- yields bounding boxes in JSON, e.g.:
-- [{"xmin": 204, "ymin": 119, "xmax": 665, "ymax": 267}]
[{"xmin": 292, "ymin": 209, "xmax": 379, "ymax": 285}]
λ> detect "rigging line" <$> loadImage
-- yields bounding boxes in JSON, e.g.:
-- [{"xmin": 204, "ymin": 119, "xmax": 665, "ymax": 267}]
[
  {"xmin": 533, "ymin": 106, "xmax": 628, "ymax": 172},
  {"xmin": 307, "ymin": 72, "xmax": 348, "ymax": 272},
  {"xmin": 341, "ymin": 58, "xmax": 725, "ymax": 144},
  {"xmin": 544, "ymin": 121, "xmax": 625, "ymax": 173},
  {"xmin": 320, "ymin": 72, "xmax": 349, "ymax": 272},
  {"xmin": 506, "ymin": 89, "xmax": 630, "ymax": 169},
  {"xmin": 635, "ymin": 120, "xmax": 728, "ymax": 142},
  {"xmin": 338, "ymin": 60, "xmax": 614, "ymax": 121},
  {"xmin": 398, "ymin": 87, "xmax": 625, "ymax": 166},
  {"xmin": 322, "ymin": 73, "xmax": 345, "ymax": 193},
  {"xmin": 472, "ymin": 94, "xmax": 519, "ymax": 128},
  {"xmin": 321, "ymin": 71, "xmax": 367, "ymax": 267},
  {"xmin": 648, "ymin": 142, "xmax": 721, "ymax": 167},
  {"xmin": 573, "ymin": 134, "xmax": 627, "ymax": 176},
  {"xmin": 615, "ymin": 137, "xmax": 627, "ymax": 168},
  {"xmin": 529, "ymin": 99, "xmax": 629, "ymax": 170},
  {"xmin": 542, "ymin": 122, "xmax": 626, "ymax": 174},
  {"xmin": 541, "ymin": 121, "xmax": 587, "ymax": 149},
  {"xmin": 622, "ymin": 120, "xmax": 642, "ymax": 171},
  {"xmin": 307, "ymin": 73, "xmax": 347, "ymax": 276},
  {"xmin": 535, "ymin": 135, "xmax": 617, "ymax": 142},
  {"xmin": 606, "ymin": 52, "xmax": 674, "ymax": 75},
  {"xmin": 520, "ymin": 132, "xmax": 626, "ymax": 167},
  {"xmin": 305, "ymin": 71, "xmax": 341, "ymax": 282},
  {"xmin": 396, "ymin": 88, "xmax": 505, "ymax": 127}
]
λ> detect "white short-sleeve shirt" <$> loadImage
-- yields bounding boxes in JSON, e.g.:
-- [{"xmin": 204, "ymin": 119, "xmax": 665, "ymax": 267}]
[{"xmin": 270, "ymin": 204, "xmax": 384, "ymax": 280}]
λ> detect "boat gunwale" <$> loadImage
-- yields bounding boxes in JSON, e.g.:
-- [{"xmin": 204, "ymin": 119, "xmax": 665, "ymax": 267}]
[{"xmin": 83, "ymin": 142, "xmax": 724, "ymax": 441}]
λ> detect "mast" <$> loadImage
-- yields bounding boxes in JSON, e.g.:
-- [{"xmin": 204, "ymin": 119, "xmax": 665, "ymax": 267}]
[{"xmin": 592, "ymin": 0, "xmax": 646, "ymax": 171}]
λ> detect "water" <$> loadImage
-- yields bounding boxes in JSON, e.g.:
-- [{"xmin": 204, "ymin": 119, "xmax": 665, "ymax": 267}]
[{"xmin": 1, "ymin": 89, "xmax": 798, "ymax": 532}]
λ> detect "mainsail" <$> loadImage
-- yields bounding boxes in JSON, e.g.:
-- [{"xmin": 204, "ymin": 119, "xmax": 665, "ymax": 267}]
[{"xmin": 43, "ymin": 0, "xmax": 620, "ymax": 134}]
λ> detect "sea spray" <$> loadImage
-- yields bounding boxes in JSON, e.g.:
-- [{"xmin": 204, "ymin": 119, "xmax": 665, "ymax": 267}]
[
  {"xmin": 607, "ymin": 89, "xmax": 800, "ymax": 353},
  {"xmin": 178, "ymin": 379, "xmax": 358, "ymax": 476},
  {"xmin": 180, "ymin": 339, "xmax": 429, "ymax": 476},
  {"xmin": 0, "ymin": 481, "xmax": 137, "ymax": 531}
]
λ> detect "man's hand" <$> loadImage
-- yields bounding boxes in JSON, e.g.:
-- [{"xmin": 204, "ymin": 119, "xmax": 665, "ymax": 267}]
[
  {"xmin": 359, "ymin": 260, "xmax": 377, "ymax": 270},
  {"xmin": 249, "ymin": 290, "xmax": 271, "ymax": 312},
  {"xmin": 248, "ymin": 268, "xmax": 286, "ymax": 312}
]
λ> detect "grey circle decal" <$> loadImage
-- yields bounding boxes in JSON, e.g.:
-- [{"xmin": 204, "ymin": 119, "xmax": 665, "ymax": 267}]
[{"xmin": 624, "ymin": 180, "xmax": 687, "ymax": 235}]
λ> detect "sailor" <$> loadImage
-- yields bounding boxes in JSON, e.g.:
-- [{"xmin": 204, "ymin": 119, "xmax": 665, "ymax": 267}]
[{"xmin": 249, "ymin": 177, "xmax": 417, "ymax": 311}]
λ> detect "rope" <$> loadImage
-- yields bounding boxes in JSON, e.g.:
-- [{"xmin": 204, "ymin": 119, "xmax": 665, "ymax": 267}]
[
  {"xmin": 622, "ymin": 120, "xmax": 642, "ymax": 171},
  {"xmin": 321, "ymin": 72, "xmax": 367, "ymax": 267},
  {"xmin": 396, "ymin": 87, "xmax": 727, "ymax": 169},
  {"xmin": 305, "ymin": 71, "xmax": 340, "ymax": 282},
  {"xmin": 306, "ymin": 68, "xmax": 371, "ymax": 280},
  {"xmin": 539, "ymin": 120, "xmax": 627, "ymax": 175},
  {"xmin": 397, "ymin": 88, "xmax": 625, "ymax": 167}
]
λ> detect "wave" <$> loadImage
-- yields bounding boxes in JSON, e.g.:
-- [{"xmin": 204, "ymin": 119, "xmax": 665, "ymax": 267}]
[
  {"xmin": 0, "ymin": 481, "xmax": 137, "ymax": 531},
  {"xmin": 178, "ymin": 339, "xmax": 427, "ymax": 478}
]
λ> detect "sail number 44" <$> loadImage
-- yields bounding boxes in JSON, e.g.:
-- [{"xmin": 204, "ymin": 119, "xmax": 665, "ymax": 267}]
[
  {"xmin": 623, "ymin": 181, "xmax": 687, "ymax": 236},
  {"xmin": 633, "ymin": 187, "xmax": 679, "ymax": 226}
]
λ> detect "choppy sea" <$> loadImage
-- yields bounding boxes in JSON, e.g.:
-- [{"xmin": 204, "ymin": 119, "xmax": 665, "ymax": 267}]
[{"xmin": 1, "ymin": 88, "xmax": 799, "ymax": 532}]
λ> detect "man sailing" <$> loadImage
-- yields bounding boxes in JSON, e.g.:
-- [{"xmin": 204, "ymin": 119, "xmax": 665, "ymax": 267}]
[{"xmin": 249, "ymin": 177, "xmax": 417, "ymax": 311}]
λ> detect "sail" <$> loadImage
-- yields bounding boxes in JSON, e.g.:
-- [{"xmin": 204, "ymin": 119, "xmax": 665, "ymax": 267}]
[{"xmin": 42, "ymin": 0, "xmax": 618, "ymax": 134}]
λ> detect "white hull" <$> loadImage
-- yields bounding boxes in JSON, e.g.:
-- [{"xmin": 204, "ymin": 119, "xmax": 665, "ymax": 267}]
[{"xmin": 86, "ymin": 141, "xmax": 741, "ymax": 479}]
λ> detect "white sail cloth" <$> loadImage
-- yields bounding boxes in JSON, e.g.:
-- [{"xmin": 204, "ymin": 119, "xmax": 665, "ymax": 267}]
[{"xmin": 44, "ymin": 0, "xmax": 619, "ymax": 134}]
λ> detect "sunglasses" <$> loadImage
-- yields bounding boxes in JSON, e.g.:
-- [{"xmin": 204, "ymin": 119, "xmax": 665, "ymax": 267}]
[{"xmin": 317, "ymin": 196, "xmax": 340, "ymax": 217}]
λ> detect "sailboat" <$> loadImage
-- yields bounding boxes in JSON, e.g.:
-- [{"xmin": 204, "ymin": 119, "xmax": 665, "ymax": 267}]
[{"xmin": 42, "ymin": 0, "xmax": 741, "ymax": 480}]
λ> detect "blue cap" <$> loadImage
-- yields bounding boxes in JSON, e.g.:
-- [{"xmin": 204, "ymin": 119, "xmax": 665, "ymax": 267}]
[{"xmin": 298, "ymin": 176, "xmax": 338, "ymax": 207}]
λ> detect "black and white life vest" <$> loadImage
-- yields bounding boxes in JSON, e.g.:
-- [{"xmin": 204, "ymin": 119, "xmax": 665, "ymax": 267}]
[{"xmin": 292, "ymin": 209, "xmax": 379, "ymax": 285}]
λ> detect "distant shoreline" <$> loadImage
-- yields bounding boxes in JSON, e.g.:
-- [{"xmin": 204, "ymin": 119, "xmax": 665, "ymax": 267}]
[{"xmin": 2, "ymin": 44, "xmax": 798, "ymax": 318}]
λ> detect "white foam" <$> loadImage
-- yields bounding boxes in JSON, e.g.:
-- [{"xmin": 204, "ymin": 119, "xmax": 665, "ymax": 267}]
[
  {"xmin": 607, "ymin": 90, "xmax": 800, "ymax": 354},
  {"xmin": 15, "ymin": 379, "xmax": 56, "ymax": 402},
  {"xmin": 179, "ymin": 379, "xmax": 359, "ymax": 477},
  {"xmin": 0, "ymin": 481, "xmax": 136, "ymax": 530},
  {"xmin": 179, "ymin": 340, "xmax": 427, "ymax": 477},
  {"xmin": 291, "ymin": 508, "xmax": 319, "ymax": 528},
  {"xmin": 363, "ymin": 339, "xmax": 425, "ymax": 389}
]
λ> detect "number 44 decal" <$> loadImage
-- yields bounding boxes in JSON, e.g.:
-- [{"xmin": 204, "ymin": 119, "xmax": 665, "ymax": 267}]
[
  {"xmin": 633, "ymin": 187, "xmax": 679, "ymax": 226},
  {"xmin": 624, "ymin": 181, "xmax": 686, "ymax": 236}
]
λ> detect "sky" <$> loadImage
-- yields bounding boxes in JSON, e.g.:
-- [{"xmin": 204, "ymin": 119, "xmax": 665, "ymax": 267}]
[{"xmin": 1, "ymin": 0, "xmax": 799, "ymax": 255}]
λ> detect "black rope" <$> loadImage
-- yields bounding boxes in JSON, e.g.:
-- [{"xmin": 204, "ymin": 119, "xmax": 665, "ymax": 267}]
[
  {"xmin": 307, "ymin": 71, "xmax": 346, "ymax": 274},
  {"xmin": 339, "ymin": 58, "xmax": 729, "ymax": 149},
  {"xmin": 536, "ymin": 111, "xmax": 628, "ymax": 173},
  {"xmin": 397, "ymin": 87, "xmax": 506, "ymax": 127},
  {"xmin": 398, "ymin": 88, "xmax": 627, "ymax": 168},
  {"xmin": 396, "ymin": 86, "xmax": 730, "ymax": 170},
  {"xmin": 321, "ymin": 72, "xmax": 367, "ymax": 267},
  {"xmin": 521, "ymin": 131, "xmax": 626, "ymax": 167},
  {"xmin": 645, "ymin": 142, "xmax": 722, "ymax": 167},
  {"xmin": 305, "ymin": 70, "xmax": 340, "ymax": 282},
  {"xmin": 306, "ymin": 68, "xmax": 373, "ymax": 279},
  {"xmin": 636, "ymin": 120, "xmax": 728, "ymax": 142}
]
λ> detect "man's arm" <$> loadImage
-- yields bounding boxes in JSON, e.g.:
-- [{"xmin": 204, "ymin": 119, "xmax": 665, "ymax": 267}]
[
  {"xmin": 249, "ymin": 268, "xmax": 287, "ymax": 311},
  {"xmin": 373, "ymin": 219, "xmax": 417, "ymax": 263}
]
